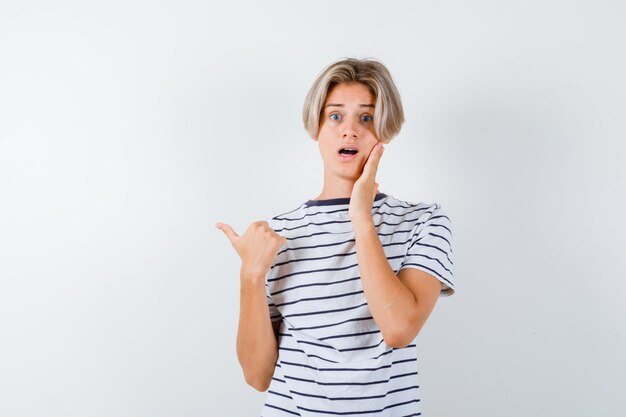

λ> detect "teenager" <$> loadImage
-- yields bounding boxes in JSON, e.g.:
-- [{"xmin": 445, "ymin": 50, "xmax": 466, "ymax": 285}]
[{"xmin": 216, "ymin": 57, "xmax": 455, "ymax": 416}]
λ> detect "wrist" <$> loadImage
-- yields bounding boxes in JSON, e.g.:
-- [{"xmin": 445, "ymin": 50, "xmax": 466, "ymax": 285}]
[
  {"xmin": 240, "ymin": 266, "xmax": 267, "ymax": 285},
  {"xmin": 351, "ymin": 217, "xmax": 376, "ymax": 233}
]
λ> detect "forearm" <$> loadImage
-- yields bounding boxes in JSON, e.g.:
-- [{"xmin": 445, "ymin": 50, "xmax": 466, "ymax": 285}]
[
  {"xmin": 236, "ymin": 271, "xmax": 278, "ymax": 391},
  {"xmin": 352, "ymin": 219, "xmax": 419, "ymax": 347}
]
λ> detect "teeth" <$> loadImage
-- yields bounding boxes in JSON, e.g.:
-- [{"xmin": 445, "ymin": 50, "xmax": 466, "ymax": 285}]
[{"xmin": 339, "ymin": 148, "xmax": 358, "ymax": 157}]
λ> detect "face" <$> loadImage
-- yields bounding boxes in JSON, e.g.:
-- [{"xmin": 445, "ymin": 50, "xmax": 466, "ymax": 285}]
[{"xmin": 316, "ymin": 82, "xmax": 380, "ymax": 181}]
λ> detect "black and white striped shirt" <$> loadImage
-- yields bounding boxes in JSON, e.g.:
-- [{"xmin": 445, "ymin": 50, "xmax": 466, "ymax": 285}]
[{"xmin": 262, "ymin": 192, "xmax": 454, "ymax": 417}]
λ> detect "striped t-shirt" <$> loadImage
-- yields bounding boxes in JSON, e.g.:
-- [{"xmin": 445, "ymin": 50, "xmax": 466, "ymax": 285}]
[{"xmin": 262, "ymin": 192, "xmax": 454, "ymax": 417}]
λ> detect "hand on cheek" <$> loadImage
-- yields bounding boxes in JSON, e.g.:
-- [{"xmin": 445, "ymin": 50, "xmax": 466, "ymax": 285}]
[{"xmin": 348, "ymin": 142, "xmax": 384, "ymax": 223}]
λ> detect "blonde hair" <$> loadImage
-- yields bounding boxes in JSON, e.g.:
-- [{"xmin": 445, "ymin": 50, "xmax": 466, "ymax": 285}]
[{"xmin": 302, "ymin": 57, "xmax": 405, "ymax": 144}]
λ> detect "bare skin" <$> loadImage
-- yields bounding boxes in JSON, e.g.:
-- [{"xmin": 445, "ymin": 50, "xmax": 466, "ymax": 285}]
[
  {"xmin": 315, "ymin": 83, "xmax": 443, "ymax": 348},
  {"xmin": 214, "ymin": 220, "xmax": 285, "ymax": 391},
  {"xmin": 217, "ymin": 82, "xmax": 442, "ymax": 392}
]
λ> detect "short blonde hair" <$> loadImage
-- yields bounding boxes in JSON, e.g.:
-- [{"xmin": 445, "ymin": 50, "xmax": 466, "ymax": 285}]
[{"xmin": 302, "ymin": 57, "xmax": 405, "ymax": 144}]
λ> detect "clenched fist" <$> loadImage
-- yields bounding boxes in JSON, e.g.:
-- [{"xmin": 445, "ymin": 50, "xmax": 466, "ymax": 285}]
[{"xmin": 216, "ymin": 221, "xmax": 287, "ymax": 280}]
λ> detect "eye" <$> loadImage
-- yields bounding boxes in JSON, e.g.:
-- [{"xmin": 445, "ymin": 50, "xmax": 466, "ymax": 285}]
[
  {"xmin": 330, "ymin": 113, "xmax": 342, "ymax": 121},
  {"xmin": 361, "ymin": 114, "xmax": 373, "ymax": 123}
]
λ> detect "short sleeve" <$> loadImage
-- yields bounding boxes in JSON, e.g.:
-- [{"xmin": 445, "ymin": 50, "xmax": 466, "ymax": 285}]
[
  {"xmin": 266, "ymin": 280, "xmax": 282, "ymax": 322},
  {"xmin": 399, "ymin": 204, "xmax": 455, "ymax": 296}
]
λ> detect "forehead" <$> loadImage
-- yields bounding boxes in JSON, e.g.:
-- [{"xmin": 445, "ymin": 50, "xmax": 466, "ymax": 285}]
[{"xmin": 325, "ymin": 82, "xmax": 374, "ymax": 105}]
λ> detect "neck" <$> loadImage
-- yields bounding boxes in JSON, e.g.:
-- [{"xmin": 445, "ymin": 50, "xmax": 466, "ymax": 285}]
[{"xmin": 314, "ymin": 170, "xmax": 358, "ymax": 200}]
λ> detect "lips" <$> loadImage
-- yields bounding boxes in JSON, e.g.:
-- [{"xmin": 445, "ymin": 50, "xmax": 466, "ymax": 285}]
[
  {"xmin": 339, "ymin": 154, "xmax": 357, "ymax": 162},
  {"xmin": 337, "ymin": 145, "xmax": 359, "ymax": 156}
]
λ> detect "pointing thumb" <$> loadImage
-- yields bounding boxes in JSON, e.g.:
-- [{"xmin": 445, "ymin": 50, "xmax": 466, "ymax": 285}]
[{"xmin": 215, "ymin": 222, "xmax": 239, "ymax": 245}]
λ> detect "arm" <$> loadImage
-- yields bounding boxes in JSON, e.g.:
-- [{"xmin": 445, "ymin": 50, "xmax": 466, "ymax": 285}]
[
  {"xmin": 353, "ymin": 220, "xmax": 442, "ymax": 348},
  {"xmin": 347, "ymin": 142, "xmax": 442, "ymax": 348},
  {"xmin": 236, "ymin": 271, "xmax": 280, "ymax": 391},
  {"xmin": 216, "ymin": 221, "xmax": 285, "ymax": 391}
]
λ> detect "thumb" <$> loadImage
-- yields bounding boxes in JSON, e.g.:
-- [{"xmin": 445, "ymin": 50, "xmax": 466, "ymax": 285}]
[{"xmin": 215, "ymin": 222, "xmax": 239, "ymax": 245}]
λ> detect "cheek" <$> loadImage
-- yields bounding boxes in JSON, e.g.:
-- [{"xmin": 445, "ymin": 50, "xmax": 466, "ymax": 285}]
[
  {"xmin": 317, "ymin": 139, "xmax": 334, "ymax": 157},
  {"xmin": 318, "ymin": 122, "xmax": 334, "ymax": 137}
]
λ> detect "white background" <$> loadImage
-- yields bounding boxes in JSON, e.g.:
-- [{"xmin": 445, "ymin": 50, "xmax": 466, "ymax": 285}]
[{"xmin": 1, "ymin": 1, "xmax": 625, "ymax": 416}]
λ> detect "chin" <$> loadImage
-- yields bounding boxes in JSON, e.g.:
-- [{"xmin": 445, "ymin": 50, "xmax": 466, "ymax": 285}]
[{"xmin": 334, "ymin": 169, "xmax": 361, "ymax": 181}]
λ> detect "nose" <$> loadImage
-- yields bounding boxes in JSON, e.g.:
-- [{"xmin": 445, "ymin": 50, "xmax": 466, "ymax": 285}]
[{"xmin": 341, "ymin": 119, "xmax": 358, "ymax": 139}]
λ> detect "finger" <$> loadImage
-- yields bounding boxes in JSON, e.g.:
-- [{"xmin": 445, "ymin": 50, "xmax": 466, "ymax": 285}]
[
  {"xmin": 215, "ymin": 222, "xmax": 239, "ymax": 244},
  {"xmin": 363, "ymin": 142, "xmax": 384, "ymax": 179}
]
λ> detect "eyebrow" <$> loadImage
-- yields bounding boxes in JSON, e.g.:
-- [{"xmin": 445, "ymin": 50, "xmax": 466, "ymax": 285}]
[{"xmin": 325, "ymin": 103, "xmax": 375, "ymax": 108}]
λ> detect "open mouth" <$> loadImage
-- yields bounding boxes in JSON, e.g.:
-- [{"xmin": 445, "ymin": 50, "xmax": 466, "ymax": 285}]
[{"xmin": 338, "ymin": 147, "xmax": 359, "ymax": 156}]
